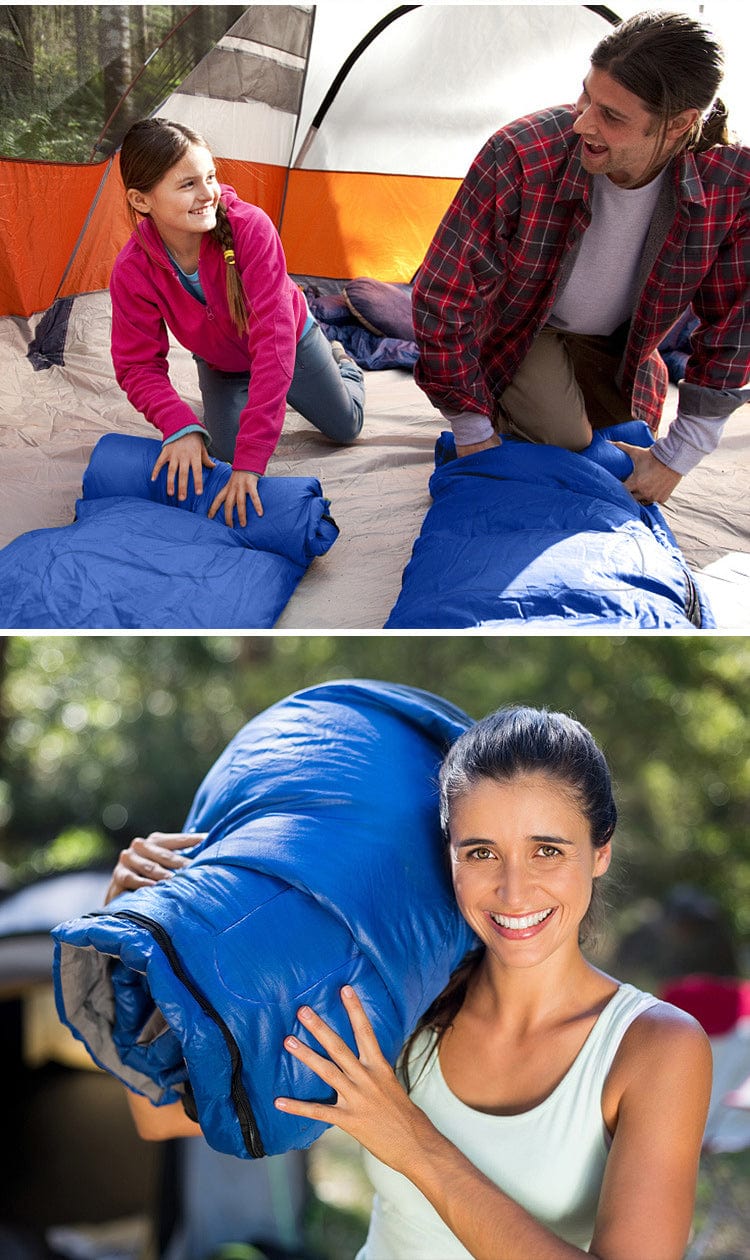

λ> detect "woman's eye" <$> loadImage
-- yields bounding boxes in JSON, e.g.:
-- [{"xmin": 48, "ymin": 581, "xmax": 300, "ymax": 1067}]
[
  {"xmin": 538, "ymin": 845, "xmax": 562, "ymax": 859},
  {"xmin": 468, "ymin": 846, "xmax": 495, "ymax": 861}
]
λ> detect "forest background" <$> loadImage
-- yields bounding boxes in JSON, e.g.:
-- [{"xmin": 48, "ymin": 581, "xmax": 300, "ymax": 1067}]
[{"xmin": 1, "ymin": 633, "xmax": 747, "ymax": 971}]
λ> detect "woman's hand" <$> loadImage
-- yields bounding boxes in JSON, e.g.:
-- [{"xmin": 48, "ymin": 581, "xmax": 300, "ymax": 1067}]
[
  {"xmin": 275, "ymin": 986, "xmax": 433, "ymax": 1175},
  {"xmin": 208, "ymin": 469, "xmax": 264, "ymax": 526},
  {"xmin": 104, "ymin": 831, "xmax": 205, "ymax": 905},
  {"xmin": 151, "ymin": 432, "xmax": 215, "ymax": 501}
]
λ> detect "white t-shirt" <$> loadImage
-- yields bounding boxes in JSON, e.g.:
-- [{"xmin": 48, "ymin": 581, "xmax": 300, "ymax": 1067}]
[{"xmin": 548, "ymin": 168, "xmax": 668, "ymax": 336}]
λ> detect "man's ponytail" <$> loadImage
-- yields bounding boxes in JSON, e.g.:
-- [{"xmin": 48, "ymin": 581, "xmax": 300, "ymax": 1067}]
[{"xmin": 690, "ymin": 97, "xmax": 731, "ymax": 153}]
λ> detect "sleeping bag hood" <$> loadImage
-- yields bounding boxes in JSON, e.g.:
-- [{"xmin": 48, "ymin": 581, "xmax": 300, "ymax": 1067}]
[{"xmin": 52, "ymin": 680, "xmax": 475, "ymax": 1157}]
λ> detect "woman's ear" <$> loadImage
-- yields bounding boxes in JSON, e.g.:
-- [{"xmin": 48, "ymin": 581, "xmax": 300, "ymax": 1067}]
[
  {"xmin": 593, "ymin": 841, "xmax": 612, "ymax": 878},
  {"xmin": 126, "ymin": 187, "xmax": 151, "ymax": 216}
]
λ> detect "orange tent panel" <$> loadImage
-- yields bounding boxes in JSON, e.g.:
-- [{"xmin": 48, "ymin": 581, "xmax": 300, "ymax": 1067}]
[
  {"xmin": 0, "ymin": 159, "xmax": 108, "ymax": 317},
  {"xmin": 280, "ymin": 170, "xmax": 460, "ymax": 282},
  {"xmin": 58, "ymin": 158, "xmax": 131, "ymax": 301},
  {"xmin": 216, "ymin": 159, "xmax": 287, "ymax": 227}
]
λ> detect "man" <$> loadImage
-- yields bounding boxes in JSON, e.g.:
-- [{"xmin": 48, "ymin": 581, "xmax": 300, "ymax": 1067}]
[{"xmin": 413, "ymin": 11, "xmax": 749, "ymax": 504}]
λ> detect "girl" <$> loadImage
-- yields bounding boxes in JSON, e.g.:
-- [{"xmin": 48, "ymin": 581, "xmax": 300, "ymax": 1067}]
[
  {"xmin": 121, "ymin": 707, "xmax": 712, "ymax": 1259},
  {"xmin": 110, "ymin": 118, "xmax": 365, "ymax": 527}
]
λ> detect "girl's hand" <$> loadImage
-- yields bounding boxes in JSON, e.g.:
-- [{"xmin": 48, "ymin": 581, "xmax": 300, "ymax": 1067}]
[
  {"xmin": 104, "ymin": 831, "xmax": 206, "ymax": 905},
  {"xmin": 275, "ymin": 986, "xmax": 433, "ymax": 1175},
  {"xmin": 208, "ymin": 469, "xmax": 263, "ymax": 526},
  {"xmin": 152, "ymin": 432, "xmax": 215, "ymax": 501}
]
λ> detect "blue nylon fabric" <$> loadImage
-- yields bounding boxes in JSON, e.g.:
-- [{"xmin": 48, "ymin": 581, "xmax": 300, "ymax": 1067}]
[
  {"xmin": 52, "ymin": 681, "xmax": 475, "ymax": 1157},
  {"xmin": 386, "ymin": 422, "xmax": 713, "ymax": 630},
  {"xmin": 0, "ymin": 434, "xmax": 338, "ymax": 629}
]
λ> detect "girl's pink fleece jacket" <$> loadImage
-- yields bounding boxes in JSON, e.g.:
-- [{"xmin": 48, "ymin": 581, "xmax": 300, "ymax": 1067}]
[{"xmin": 109, "ymin": 186, "xmax": 307, "ymax": 475}]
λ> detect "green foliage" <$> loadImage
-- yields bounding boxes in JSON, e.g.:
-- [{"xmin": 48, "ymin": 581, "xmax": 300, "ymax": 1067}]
[
  {"xmin": 17, "ymin": 825, "xmax": 110, "ymax": 882},
  {"xmin": 0, "ymin": 5, "xmax": 246, "ymax": 162},
  {"xmin": 0, "ymin": 635, "xmax": 747, "ymax": 957}
]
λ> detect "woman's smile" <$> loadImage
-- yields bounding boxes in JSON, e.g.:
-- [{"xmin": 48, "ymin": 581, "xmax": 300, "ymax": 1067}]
[{"xmin": 487, "ymin": 907, "xmax": 556, "ymax": 939}]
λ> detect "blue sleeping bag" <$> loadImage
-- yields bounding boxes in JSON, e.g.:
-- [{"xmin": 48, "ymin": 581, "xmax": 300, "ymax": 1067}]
[
  {"xmin": 385, "ymin": 422, "xmax": 713, "ymax": 629},
  {"xmin": 52, "ymin": 680, "xmax": 475, "ymax": 1158},
  {"xmin": 0, "ymin": 434, "xmax": 338, "ymax": 629}
]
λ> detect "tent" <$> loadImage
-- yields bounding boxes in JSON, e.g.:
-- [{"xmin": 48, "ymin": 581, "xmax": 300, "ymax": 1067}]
[{"xmin": 1, "ymin": 3, "xmax": 748, "ymax": 629}]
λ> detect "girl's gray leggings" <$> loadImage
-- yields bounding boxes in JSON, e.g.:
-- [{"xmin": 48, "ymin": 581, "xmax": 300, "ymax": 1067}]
[{"xmin": 196, "ymin": 322, "xmax": 365, "ymax": 464}]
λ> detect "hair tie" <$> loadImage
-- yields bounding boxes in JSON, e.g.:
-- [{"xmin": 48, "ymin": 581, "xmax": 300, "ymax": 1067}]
[{"xmin": 223, "ymin": 249, "xmax": 236, "ymax": 266}]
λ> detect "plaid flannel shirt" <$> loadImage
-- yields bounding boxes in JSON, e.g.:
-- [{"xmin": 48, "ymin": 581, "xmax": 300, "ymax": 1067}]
[{"xmin": 413, "ymin": 106, "xmax": 750, "ymax": 434}]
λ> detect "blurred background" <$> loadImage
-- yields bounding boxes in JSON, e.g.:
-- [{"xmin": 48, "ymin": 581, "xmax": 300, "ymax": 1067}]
[{"xmin": 0, "ymin": 634, "xmax": 748, "ymax": 1260}]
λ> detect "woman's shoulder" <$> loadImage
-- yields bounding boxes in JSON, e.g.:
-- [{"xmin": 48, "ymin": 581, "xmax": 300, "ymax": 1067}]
[
  {"xmin": 608, "ymin": 986, "xmax": 712, "ymax": 1088},
  {"xmin": 600, "ymin": 984, "xmax": 712, "ymax": 1136}
]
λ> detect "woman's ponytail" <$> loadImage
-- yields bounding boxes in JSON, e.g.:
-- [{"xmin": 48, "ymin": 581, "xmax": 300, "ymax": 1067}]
[{"xmin": 212, "ymin": 201, "xmax": 250, "ymax": 336}]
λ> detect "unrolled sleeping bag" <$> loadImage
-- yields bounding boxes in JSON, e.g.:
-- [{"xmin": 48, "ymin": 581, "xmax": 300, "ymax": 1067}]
[
  {"xmin": 52, "ymin": 680, "xmax": 475, "ymax": 1158},
  {"xmin": 0, "ymin": 434, "xmax": 338, "ymax": 629},
  {"xmin": 385, "ymin": 422, "xmax": 713, "ymax": 629}
]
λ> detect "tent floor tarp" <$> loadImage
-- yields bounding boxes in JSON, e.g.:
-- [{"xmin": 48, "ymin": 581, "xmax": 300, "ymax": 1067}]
[{"xmin": 2, "ymin": 292, "xmax": 749, "ymax": 631}]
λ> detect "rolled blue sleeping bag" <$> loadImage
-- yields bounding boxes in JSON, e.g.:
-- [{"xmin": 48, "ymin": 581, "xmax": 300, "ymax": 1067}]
[
  {"xmin": 0, "ymin": 434, "xmax": 338, "ymax": 628},
  {"xmin": 52, "ymin": 680, "xmax": 475, "ymax": 1157},
  {"xmin": 83, "ymin": 433, "xmax": 338, "ymax": 566}
]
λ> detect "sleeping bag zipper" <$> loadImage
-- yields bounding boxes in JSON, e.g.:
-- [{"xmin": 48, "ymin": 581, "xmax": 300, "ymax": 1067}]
[
  {"xmin": 682, "ymin": 566, "xmax": 701, "ymax": 627},
  {"xmin": 112, "ymin": 909, "xmax": 265, "ymax": 1158}
]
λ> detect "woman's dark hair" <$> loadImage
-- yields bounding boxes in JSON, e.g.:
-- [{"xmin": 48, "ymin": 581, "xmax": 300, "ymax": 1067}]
[
  {"xmin": 590, "ymin": 10, "xmax": 729, "ymax": 154},
  {"xmin": 119, "ymin": 118, "xmax": 249, "ymax": 334},
  {"xmin": 401, "ymin": 706, "xmax": 617, "ymax": 1091},
  {"xmin": 438, "ymin": 706, "xmax": 617, "ymax": 847}
]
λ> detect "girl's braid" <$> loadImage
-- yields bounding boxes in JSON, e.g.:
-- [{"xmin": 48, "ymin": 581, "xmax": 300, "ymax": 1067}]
[{"xmin": 212, "ymin": 200, "xmax": 250, "ymax": 335}]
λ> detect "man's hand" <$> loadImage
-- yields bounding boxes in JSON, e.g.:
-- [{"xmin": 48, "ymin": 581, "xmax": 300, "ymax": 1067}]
[
  {"xmin": 208, "ymin": 470, "xmax": 263, "ymax": 527},
  {"xmin": 151, "ymin": 432, "xmax": 215, "ymax": 501},
  {"xmin": 455, "ymin": 434, "xmax": 502, "ymax": 459},
  {"xmin": 613, "ymin": 442, "xmax": 683, "ymax": 504}
]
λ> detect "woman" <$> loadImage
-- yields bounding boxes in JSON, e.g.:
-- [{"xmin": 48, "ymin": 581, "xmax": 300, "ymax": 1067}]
[
  {"xmin": 110, "ymin": 118, "xmax": 365, "ymax": 527},
  {"xmin": 120, "ymin": 707, "xmax": 711, "ymax": 1258}
]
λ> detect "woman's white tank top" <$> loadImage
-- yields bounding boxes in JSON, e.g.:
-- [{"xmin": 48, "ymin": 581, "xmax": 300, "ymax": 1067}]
[{"xmin": 357, "ymin": 983, "xmax": 660, "ymax": 1258}]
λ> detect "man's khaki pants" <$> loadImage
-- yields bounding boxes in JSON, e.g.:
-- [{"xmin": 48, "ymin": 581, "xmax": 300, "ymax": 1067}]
[{"xmin": 498, "ymin": 325, "xmax": 634, "ymax": 449}]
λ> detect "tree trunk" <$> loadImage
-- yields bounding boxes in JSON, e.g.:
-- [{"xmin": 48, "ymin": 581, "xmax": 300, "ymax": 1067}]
[
  {"xmin": 98, "ymin": 6, "xmax": 133, "ymax": 130},
  {"xmin": 74, "ymin": 7, "xmax": 93, "ymax": 85},
  {"xmin": 0, "ymin": 6, "xmax": 36, "ymax": 102}
]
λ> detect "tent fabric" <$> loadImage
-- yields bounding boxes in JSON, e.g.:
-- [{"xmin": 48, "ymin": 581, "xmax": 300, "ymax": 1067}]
[
  {"xmin": 0, "ymin": 5, "xmax": 621, "ymax": 317},
  {"xmin": 385, "ymin": 424, "xmax": 714, "ymax": 630},
  {"xmin": 0, "ymin": 433, "xmax": 338, "ymax": 629},
  {"xmin": 2, "ymin": 4, "xmax": 749, "ymax": 307},
  {"xmin": 52, "ymin": 680, "xmax": 475, "ymax": 1158}
]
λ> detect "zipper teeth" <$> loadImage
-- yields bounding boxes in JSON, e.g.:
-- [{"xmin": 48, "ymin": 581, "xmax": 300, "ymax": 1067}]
[
  {"xmin": 683, "ymin": 568, "xmax": 701, "ymax": 627},
  {"xmin": 112, "ymin": 909, "xmax": 265, "ymax": 1158}
]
